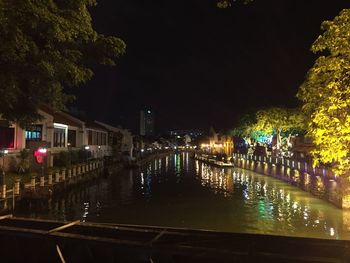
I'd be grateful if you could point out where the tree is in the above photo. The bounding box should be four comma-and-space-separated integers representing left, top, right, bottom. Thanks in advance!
230, 107, 306, 156
254, 107, 306, 155
230, 112, 256, 139
0, 0, 126, 126
297, 9, 350, 175
217, 0, 253, 8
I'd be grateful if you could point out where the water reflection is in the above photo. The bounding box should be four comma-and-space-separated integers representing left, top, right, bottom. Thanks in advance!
196, 161, 347, 239
13, 153, 350, 240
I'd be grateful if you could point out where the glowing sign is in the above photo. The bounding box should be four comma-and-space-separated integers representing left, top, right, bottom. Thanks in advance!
34, 147, 47, 164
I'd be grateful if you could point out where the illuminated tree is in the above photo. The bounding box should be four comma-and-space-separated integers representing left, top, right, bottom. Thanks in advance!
231, 107, 305, 156
254, 107, 306, 154
217, 0, 253, 8
0, 0, 125, 126
297, 9, 350, 175
230, 112, 257, 140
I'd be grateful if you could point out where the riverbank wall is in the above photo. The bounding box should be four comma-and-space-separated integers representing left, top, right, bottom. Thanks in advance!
0, 160, 107, 211
233, 153, 349, 209
0, 151, 175, 212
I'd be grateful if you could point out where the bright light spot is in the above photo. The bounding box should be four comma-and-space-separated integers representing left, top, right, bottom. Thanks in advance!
3, 149, 8, 154
292, 202, 298, 210
38, 148, 47, 154
84, 146, 90, 150
330, 227, 335, 236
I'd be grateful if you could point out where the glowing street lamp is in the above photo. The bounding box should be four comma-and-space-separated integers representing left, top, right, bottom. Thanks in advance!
0, 149, 8, 186
84, 146, 90, 163
34, 147, 48, 178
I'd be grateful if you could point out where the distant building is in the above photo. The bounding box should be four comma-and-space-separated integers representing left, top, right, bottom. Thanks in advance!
95, 121, 134, 158
169, 130, 202, 138
140, 110, 155, 136
200, 127, 234, 156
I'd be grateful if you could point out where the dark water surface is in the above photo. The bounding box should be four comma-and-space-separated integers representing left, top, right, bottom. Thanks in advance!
14, 153, 350, 240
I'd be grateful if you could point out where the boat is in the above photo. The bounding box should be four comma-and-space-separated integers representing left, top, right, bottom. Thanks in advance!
194, 153, 234, 167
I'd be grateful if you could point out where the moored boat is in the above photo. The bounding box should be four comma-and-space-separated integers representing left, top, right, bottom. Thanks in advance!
194, 153, 234, 167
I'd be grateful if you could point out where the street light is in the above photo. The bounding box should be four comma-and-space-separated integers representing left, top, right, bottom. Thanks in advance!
34, 147, 47, 179
0, 149, 8, 186
84, 146, 90, 163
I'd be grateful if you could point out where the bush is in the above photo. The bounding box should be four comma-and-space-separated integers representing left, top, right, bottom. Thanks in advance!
53, 151, 71, 168
70, 150, 79, 164
53, 149, 92, 167
17, 149, 31, 174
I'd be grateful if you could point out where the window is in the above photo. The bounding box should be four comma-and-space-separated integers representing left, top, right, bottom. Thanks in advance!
97, 132, 102, 145
68, 130, 76, 147
0, 127, 14, 148
25, 125, 42, 141
88, 130, 93, 145
54, 128, 66, 147
93, 131, 97, 145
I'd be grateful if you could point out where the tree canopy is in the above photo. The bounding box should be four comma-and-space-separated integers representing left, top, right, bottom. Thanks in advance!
230, 112, 257, 139
297, 9, 350, 175
254, 107, 306, 136
217, 0, 253, 8
230, 107, 305, 154
0, 0, 125, 126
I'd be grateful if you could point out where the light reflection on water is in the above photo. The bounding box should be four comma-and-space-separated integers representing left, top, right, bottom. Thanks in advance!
14, 153, 350, 240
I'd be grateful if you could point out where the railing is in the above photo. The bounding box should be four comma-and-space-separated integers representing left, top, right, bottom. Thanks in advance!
233, 153, 336, 179
0, 160, 105, 201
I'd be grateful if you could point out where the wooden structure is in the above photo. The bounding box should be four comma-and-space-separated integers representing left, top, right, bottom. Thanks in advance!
0, 216, 348, 262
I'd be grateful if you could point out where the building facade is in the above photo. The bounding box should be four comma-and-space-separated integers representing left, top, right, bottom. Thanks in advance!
95, 121, 134, 158
0, 106, 114, 171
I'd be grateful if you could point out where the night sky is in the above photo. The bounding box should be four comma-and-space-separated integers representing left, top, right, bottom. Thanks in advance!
70, 0, 350, 134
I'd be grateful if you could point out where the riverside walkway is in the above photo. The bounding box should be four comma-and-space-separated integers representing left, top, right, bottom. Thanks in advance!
0, 216, 348, 263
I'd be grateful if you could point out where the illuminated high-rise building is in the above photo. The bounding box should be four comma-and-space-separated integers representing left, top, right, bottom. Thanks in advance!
140, 110, 155, 136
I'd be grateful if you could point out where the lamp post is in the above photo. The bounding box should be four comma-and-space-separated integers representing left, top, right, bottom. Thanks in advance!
0, 149, 8, 198
34, 147, 47, 187
1, 149, 8, 180
84, 146, 90, 163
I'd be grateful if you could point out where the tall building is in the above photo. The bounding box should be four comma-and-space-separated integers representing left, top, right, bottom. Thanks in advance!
140, 110, 155, 136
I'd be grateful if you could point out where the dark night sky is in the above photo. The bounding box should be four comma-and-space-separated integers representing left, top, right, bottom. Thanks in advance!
69, 0, 350, 134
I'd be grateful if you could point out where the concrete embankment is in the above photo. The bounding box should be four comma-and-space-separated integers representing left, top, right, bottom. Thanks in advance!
0, 152, 174, 212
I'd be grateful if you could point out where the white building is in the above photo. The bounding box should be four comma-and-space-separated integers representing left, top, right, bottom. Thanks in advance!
95, 121, 134, 158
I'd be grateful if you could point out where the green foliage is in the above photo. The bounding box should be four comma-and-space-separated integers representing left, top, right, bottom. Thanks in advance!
230, 107, 306, 156
230, 112, 257, 138
17, 149, 31, 174
254, 107, 306, 135
53, 149, 91, 167
217, 0, 253, 8
0, 0, 125, 126
54, 151, 71, 168
231, 108, 305, 139
297, 9, 350, 175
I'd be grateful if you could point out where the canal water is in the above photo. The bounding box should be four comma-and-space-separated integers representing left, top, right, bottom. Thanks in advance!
14, 153, 350, 240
